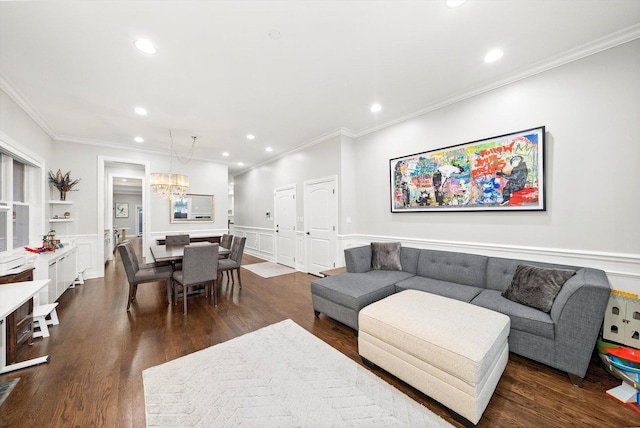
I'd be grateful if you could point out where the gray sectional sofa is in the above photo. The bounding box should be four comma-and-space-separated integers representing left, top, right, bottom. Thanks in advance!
311, 244, 611, 384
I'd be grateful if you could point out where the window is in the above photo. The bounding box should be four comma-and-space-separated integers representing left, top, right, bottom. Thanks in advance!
0, 154, 35, 253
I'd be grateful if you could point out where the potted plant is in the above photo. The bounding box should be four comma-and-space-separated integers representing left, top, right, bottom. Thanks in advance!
48, 169, 81, 200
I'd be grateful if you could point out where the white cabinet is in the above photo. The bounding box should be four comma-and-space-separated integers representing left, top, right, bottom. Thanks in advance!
35, 246, 78, 304
603, 294, 640, 349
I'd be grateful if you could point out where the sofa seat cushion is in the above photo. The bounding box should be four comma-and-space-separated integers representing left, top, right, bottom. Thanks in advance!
395, 276, 484, 302
311, 271, 414, 311
471, 289, 555, 340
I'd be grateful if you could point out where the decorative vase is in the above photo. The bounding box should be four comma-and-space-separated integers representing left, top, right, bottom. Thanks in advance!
60, 191, 66, 201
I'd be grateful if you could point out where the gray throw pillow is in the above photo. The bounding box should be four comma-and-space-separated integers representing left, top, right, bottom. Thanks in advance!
502, 264, 576, 312
371, 242, 402, 271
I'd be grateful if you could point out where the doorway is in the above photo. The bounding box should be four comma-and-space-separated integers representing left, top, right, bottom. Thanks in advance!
98, 157, 150, 278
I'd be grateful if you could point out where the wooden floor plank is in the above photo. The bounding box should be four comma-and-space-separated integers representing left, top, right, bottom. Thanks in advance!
0, 238, 638, 427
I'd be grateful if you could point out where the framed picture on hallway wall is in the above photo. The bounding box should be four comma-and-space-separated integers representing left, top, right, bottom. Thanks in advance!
390, 126, 546, 212
115, 203, 129, 218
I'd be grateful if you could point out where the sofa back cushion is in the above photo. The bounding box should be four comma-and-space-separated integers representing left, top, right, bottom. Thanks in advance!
486, 257, 579, 292
345, 245, 372, 273
400, 247, 421, 274
417, 250, 489, 288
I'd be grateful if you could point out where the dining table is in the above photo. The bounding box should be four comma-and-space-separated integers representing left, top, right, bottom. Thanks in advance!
150, 242, 229, 264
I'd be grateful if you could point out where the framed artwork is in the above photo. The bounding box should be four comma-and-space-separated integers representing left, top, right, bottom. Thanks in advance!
390, 126, 545, 212
115, 203, 129, 218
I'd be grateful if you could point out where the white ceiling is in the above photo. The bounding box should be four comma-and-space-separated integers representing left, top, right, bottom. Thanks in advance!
1, 1, 639, 175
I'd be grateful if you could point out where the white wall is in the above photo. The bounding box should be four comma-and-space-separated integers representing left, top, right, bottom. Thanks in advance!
235, 134, 343, 229
235, 39, 640, 293
353, 40, 640, 256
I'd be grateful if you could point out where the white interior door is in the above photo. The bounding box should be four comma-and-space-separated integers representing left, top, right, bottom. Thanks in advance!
274, 185, 296, 268
304, 176, 337, 276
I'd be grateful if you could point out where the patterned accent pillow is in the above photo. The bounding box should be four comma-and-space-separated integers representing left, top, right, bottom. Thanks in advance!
371, 242, 402, 271
502, 264, 576, 312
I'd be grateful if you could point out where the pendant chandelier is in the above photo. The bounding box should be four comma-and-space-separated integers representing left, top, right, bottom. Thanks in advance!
150, 130, 196, 199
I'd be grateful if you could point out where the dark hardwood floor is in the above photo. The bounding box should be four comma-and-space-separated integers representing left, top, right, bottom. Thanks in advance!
1, 238, 638, 427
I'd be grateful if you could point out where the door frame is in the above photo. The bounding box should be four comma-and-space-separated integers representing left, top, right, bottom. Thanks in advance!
97, 156, 150, 278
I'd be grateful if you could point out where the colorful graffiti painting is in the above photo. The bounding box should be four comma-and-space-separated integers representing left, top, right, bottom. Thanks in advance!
390, 126, 545, 212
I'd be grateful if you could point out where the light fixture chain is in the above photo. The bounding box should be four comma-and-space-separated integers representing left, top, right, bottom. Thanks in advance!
169, 130, 196, 165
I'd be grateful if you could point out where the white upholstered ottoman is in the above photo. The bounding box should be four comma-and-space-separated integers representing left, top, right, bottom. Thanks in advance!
358, 290, 510, 426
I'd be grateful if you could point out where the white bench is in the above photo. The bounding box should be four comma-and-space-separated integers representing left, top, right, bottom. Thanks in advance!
32, 303, 59, 339
358, 290, 510, 426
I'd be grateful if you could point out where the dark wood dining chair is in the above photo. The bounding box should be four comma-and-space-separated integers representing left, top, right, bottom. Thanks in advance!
218, 237, 246, 288
172, 243, 219, 314
165, 234, 190, 245
118, 242, 173, 310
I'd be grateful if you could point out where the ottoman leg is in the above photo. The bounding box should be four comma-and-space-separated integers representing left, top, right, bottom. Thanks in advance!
360, 356, 377, 370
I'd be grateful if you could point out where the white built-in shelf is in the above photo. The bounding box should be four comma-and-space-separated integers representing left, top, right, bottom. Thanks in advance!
48, 218, 73, 223
48, 200, 74, 205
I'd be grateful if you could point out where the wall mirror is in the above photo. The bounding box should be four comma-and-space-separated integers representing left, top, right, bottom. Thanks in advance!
170, 194, 214, 223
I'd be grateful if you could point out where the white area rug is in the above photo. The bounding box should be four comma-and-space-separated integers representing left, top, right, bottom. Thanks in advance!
242, 262, 296, 278
143, 319, 452, 427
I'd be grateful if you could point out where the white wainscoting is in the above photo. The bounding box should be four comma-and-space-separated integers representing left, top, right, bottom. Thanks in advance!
338, 234, 640, 294
232, 226, 276, 262
60, 233, 100, 280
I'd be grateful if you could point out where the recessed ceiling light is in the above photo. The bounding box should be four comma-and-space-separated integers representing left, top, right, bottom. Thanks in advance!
246, 134, 255, 140
222, 152, 230, 157
266, 147, 273, 152
237, 162, 244, 166
484, 49, 504, 63
134, 136, 144, 143
135, 38, 157, 55
445, 0, 466, 8
370, 103, 382, 113
134, 107, 147, 116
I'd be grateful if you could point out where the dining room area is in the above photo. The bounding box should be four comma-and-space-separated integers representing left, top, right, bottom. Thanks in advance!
119, 232, 246, 314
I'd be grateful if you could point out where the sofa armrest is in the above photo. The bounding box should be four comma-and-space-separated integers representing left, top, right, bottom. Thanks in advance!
549, 268, 611, 377
345, 245, 372, 273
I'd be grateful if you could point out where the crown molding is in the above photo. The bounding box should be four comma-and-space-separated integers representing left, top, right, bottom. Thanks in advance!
3, 23, 639, 172
353, 23, 640, 139
0, 72, 57, 139
233, 127, 356, 176
53, 134, 226, 166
